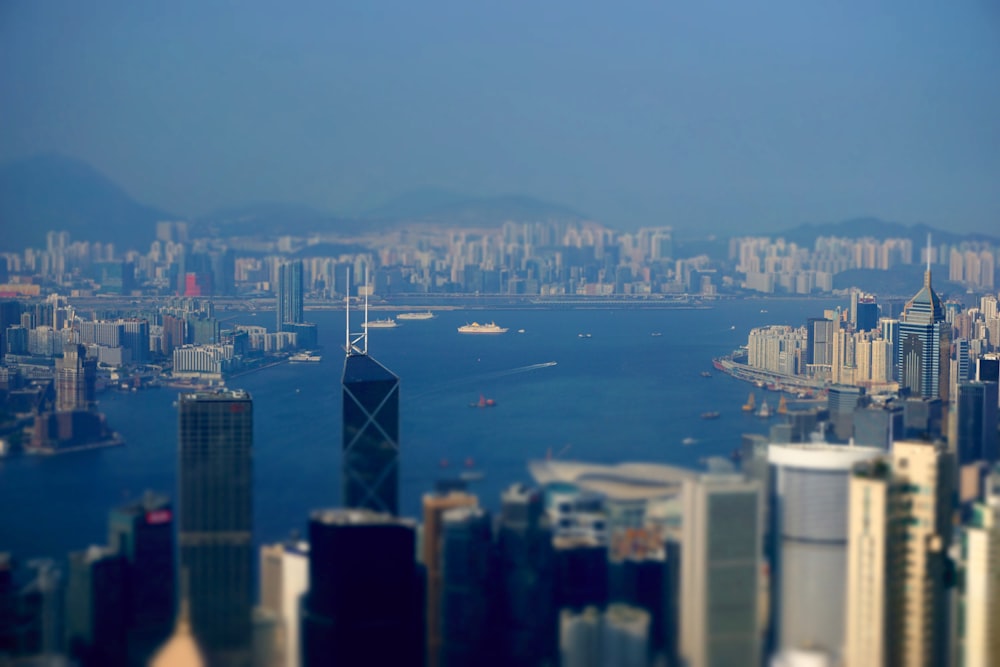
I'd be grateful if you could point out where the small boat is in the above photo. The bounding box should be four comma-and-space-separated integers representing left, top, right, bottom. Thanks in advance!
682, 437, 698, 446
757, 401, 772, 418
651, 332, 662, 337
777, 395, 788, 415
470, 395, 497, 408
701, 411, 721, 420
578, 333, 592, 338
517, 329, 526, 333
700, 371, 712, 378
742, 393, 756, 412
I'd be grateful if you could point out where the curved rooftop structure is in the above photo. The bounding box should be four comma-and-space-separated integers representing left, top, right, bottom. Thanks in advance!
528, 460, 696, 501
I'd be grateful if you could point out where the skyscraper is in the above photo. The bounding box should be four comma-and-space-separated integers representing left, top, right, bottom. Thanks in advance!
679, 472, 761, 667
342, 348, 400, 515
767, 443, 884, 659
300, 509, 425, 667
276, 260, 304, 333
958, 473, 1000, 667
178, 390, 253, 667
258, 539, 309, 667
108, 492, 175, 666
422, 490, 479, 667
957, 381, 1000, 467
56, 343, 96, 412
897, 266, 950, 406
440, 506, 496, 667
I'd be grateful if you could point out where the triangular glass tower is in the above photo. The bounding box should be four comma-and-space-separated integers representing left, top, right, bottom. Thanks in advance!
341, 270, 400, 515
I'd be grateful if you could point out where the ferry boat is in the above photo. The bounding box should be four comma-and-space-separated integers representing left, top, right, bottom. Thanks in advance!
458, 322, 508, 334
364, 318, 398, 329
289, 352, 322, 363
397, 311, 434, 320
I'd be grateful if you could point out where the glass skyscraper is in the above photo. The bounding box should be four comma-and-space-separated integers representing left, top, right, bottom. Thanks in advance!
276, 260, 304, 332
342, 352, 400, 515
178, 389, 253, 667
897, 268, 949, 402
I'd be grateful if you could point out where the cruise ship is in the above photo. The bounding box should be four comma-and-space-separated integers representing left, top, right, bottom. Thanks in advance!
457, 321, 508, 334
397, 311, 434, 320
363, 318, 398, 329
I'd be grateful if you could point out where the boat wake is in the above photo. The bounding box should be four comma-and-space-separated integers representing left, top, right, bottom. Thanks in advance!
409, 361, 558, 401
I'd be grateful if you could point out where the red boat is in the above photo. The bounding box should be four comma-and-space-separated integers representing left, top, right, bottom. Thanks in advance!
471, 395, 497, 408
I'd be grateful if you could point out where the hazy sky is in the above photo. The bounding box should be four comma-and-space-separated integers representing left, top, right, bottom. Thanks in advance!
2, 1, 999, 233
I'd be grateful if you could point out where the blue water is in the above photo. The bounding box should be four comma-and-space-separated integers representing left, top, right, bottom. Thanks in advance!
0, 299, 832, 561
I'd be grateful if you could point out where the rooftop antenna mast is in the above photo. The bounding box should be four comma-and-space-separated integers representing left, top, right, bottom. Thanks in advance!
345, 265, 368, 355
926, 233, 932, 272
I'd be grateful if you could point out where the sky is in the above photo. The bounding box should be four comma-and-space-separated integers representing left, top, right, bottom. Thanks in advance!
1, 0, 999, 234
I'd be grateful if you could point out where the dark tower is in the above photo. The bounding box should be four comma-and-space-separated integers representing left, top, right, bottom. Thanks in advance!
956, 381, 1000, 467
276, 260, 304, 332
342, 276, 400, 515
108, 492, 175, 666
178, 390, 253, 667
301, 509, 425, 667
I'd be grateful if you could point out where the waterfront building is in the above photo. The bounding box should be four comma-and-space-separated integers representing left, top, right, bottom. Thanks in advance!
767, 443, 884, 659
56, 343, 96, 412
342, 346, 400, 515
178, 390, 253, 667
258, 539, 308, 667
108, 492, 175, 666
679, 471, 761, 667
422, 490, 479, 667
300, 509, 424, 667
276, 260, 304, 333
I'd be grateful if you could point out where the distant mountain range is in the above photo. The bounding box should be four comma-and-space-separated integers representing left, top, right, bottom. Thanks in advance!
0, 154, 171, 252
0, 154, 995, 253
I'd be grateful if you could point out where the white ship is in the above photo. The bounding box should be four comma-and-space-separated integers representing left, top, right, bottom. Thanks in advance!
396, 311, 434, 320
363, 318, 399, 329
457, 321, 508, 334
289, 352, 322, 363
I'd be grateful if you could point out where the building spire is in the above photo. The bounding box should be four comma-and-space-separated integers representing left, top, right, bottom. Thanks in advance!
924, 233, 932, 287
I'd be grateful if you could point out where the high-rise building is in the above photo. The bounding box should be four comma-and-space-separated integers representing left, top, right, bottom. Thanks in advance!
440, 506, 496, 667
956, 381, 1000, 468
342, 349, 400, 515
496, 484, 556, 666
679, 472, 761, 667
422, 490, 478, 667
560, 604, 651, 667
897, 267, 950, 412
276, 260, 304, 333
178, 390, 253, 667
108, 492, 175, 666
957, 475, 1000, 667
64, 545, 128, 667
767, 444, 884, 658
258, 539, 309, 667
56, 343, 97, 412
890, 441, 954, 666
843, 459, 899, 667
300, 509, 425, 667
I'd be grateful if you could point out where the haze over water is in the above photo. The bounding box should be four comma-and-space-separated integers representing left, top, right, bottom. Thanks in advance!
0, 299, 834, 561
